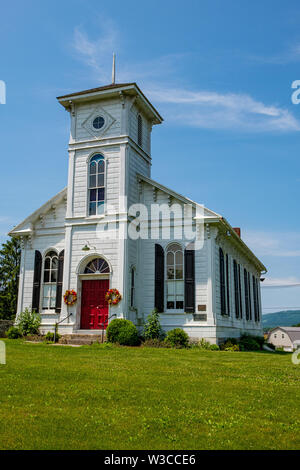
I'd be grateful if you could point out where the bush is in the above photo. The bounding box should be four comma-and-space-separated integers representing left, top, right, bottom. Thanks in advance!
106, 319, 139, 346
143, 309, 165, 340
17, 308, 41, 336
239, 334, 261, 351
6, 326, 22, 339
165, 328, 189, 348
210, 344, 220, 351
197, 338, 212, 350
45, 332, 61, 343
142, 338, 171, 348
220, 340, 236, 351
225, 344, 240, 352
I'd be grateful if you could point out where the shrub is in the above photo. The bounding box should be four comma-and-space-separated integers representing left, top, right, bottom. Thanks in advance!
210, 344, 220, 351
106, 318, 139, 346
197, 338, 212, 349
142, 338, 171, 348
239, 334, 261, 351
6, 326, 22, 339
45, 332, 61, 343
165, 328, 189, 348
225, 344, 240, 352
143, 309, 165, 340
17, 308, 41, 336
220, 340, 236, 351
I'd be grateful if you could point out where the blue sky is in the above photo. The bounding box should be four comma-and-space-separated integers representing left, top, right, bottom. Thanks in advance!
1, 0, 300, 313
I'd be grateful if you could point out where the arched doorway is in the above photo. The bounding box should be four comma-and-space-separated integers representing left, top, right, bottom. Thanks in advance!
80, 257, 110, 330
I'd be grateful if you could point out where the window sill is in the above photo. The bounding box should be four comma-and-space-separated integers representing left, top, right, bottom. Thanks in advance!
41, 310, 58, 315
165, 310, 186, 315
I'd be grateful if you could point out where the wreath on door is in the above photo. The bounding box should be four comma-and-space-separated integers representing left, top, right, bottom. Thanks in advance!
105, 288, 122, 305
63, 289, 77, 306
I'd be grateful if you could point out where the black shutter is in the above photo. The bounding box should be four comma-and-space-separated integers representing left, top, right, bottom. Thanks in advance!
238, 264, 243, 318
248, 272, 252, 320
55, 250, 64, 313
184, 248, 195, 313
219, 248, 226, 315
255, 278, 260, 322
253, 275, 258, 321
32, 250, 42, 312
226, 254, 230, 316
155, 244, 164, 313
233, 260, 239, 318
244, 268, 249, 320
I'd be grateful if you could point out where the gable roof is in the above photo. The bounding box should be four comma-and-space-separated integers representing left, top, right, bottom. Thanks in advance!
57, 82, 163, 125
8, 187, 67, 236
137, 173, 266, 271
268, 326, 300, 343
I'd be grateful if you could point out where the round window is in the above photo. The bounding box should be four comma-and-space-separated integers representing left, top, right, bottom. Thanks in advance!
92, 116, 105, 129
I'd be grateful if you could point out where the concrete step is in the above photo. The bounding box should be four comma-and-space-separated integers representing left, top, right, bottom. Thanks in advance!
59, 333, 106, 345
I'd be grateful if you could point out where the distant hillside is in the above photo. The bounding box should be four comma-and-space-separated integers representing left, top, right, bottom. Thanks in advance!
262, 310, 300, 329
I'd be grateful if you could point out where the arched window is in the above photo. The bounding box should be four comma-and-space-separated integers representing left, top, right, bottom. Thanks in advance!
166, 243, 184, 310
137, 114, 142, 147
42, 251, 58, 309
84, 258, 110, 274
88, 154, 105, 216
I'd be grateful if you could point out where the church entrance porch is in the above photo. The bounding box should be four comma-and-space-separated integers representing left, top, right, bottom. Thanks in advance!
80, 279, 109, 330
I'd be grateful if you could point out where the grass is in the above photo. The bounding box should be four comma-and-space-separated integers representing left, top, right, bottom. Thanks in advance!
0, 339, 300, 450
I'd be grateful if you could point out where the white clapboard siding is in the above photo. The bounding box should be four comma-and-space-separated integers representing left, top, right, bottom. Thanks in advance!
75, 99, 122, 142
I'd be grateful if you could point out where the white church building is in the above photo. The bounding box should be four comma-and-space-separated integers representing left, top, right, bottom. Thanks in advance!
9, 81, 266, 343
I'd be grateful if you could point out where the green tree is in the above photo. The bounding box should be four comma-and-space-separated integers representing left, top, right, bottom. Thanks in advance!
143, 309, 165, 340
0, 237, 21, 320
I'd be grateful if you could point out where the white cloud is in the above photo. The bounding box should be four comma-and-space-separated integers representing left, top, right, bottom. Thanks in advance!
243, 230, 300, 257
249, 43, 300, 65
146, 88, 300, 132
0, 216, 13, 224
73, 21, 119, 83
262, 277, 300, 288
70, 22, 300, 133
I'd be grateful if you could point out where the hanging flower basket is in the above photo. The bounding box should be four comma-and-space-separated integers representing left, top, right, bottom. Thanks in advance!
63, 289, 77, 306
105, 288, 122, 306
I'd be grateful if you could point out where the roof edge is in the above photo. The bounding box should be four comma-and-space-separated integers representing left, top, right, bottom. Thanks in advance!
57, 82, 163, 124
9, 187, 67, 236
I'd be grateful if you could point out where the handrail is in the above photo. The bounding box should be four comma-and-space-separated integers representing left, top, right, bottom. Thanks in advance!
99, 314, 117, 343
54, 312, 116, 344
54, 312, 72, 343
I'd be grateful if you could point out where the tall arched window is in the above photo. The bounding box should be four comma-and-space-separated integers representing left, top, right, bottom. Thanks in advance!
88, 154, 105, 216
42, 251, 58, 309
166, 243, 184, 310
137, 114, 142, 147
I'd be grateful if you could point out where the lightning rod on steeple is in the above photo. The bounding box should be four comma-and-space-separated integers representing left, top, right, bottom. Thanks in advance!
112, 53, 116, 84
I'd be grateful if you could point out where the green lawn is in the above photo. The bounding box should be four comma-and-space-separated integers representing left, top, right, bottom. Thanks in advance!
0, 340, 299, 450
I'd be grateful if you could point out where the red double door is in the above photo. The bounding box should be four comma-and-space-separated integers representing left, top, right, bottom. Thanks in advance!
81, 279, 109, 330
